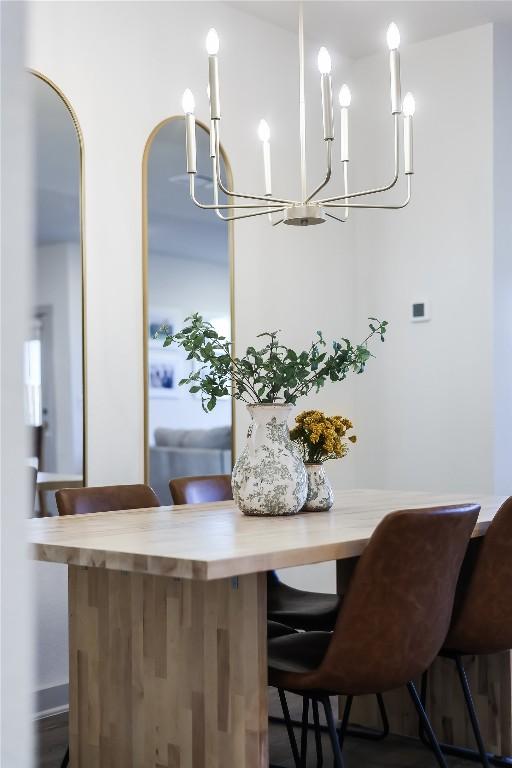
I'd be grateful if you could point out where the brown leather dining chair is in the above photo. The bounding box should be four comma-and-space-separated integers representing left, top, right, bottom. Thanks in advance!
56, 483, 160, 516
54, 483, 160, 768
268, 503, 480, 768
420, 496, 512, 768
170, 473, 390, 748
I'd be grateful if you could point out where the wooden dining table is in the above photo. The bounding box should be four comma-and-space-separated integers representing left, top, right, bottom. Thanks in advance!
29, 488, 509, 768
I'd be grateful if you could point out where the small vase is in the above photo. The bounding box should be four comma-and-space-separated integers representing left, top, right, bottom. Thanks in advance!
231, 404, 307, 516
303, 463, 334, 512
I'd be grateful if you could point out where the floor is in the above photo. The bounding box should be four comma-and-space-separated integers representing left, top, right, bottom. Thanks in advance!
36, 690, 473, 767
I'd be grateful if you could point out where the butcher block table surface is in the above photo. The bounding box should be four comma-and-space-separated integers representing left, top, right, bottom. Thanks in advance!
29, 488, 505, 580
28, 489, 508, 768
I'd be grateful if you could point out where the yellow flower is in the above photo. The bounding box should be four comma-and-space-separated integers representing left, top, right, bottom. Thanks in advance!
292, 409, 356, 463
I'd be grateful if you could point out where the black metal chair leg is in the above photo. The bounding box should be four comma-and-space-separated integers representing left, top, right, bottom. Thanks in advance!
407, 680, 448, 768
278, 688, 301, 768
60, 746, 69, 768
338, 695, 353, 750
454, 654, 491, 768
300, 696, 310, 768
342, 692, 389, 742
322, 696, 344, 768
376, 693, 390, 738
312, 699, 324, 768
418, 669, 430, 746
419, 661, 512, 767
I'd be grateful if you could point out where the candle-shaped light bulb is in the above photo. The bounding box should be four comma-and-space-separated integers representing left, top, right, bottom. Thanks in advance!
387, 22, 400, 50
317, 46, 332, 74
403, 91, 415, 116
205, 27, 219, 55
339, 84, 351, 162
318, 47, 334, 140
182, 90, 197, 173
403, 92, 415, 174
258, 120, 272, 194
258, 119, 270, 143
387, 22, 402, 113
206, 28, 221, 120
338, 84, 351, 108
182, 88, 195, 114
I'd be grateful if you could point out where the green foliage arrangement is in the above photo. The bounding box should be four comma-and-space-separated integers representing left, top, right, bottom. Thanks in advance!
161, 313, 388, 413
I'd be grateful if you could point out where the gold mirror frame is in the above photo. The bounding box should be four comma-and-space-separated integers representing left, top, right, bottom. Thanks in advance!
29, 69, 88, 486
142, 116, 235, 483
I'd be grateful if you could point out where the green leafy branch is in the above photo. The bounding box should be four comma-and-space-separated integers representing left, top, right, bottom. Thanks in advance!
160, 313, 388, 413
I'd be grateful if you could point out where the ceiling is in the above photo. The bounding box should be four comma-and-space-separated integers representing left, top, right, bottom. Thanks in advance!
230, 1, 512, 59
33, 75, 81, 245
147, 119, 228, 265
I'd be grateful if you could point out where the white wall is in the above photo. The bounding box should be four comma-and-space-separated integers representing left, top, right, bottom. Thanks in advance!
0, 2, 34, 764
350, 25, 496, 495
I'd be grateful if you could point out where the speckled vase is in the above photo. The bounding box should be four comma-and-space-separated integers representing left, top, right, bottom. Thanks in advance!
303, 463, 334, 512
231, 404, 307, 516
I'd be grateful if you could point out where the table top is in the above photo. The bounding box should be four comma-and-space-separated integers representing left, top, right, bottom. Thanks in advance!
37, 472, 83, 491
28, 489, 507, 580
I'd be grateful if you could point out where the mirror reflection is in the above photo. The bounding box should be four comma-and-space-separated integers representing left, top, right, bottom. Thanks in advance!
145, 118, 233, 504
27, 74, 84, 515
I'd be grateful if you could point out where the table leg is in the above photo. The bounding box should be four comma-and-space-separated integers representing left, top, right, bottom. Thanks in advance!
68, 565, 268, 768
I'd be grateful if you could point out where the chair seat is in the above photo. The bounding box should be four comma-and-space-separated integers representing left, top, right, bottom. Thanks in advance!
267, 620, 298, 639
268, 580, 340, 631
268, 631, 331, 677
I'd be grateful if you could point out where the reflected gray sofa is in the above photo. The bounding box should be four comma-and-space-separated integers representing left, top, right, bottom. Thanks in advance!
149, 426, 232, 504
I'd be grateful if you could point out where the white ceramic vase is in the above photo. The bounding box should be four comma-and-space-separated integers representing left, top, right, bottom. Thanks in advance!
231, 404, 307, 516
303, 463, 334, 512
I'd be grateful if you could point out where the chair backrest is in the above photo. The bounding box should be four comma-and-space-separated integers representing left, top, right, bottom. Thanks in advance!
445, 496, 512, 654
314, 504, 479, 695
169, 474, 233, 505
28, 425, 44, 469
56, 484, 160, 516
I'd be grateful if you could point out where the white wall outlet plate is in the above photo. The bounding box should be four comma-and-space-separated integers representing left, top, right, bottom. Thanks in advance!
411, 300, 430, 322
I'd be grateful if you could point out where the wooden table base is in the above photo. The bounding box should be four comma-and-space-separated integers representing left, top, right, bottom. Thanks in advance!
68, 566, 268, 768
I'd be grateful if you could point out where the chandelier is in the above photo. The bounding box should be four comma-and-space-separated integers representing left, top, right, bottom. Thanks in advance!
181, 4, 415, 227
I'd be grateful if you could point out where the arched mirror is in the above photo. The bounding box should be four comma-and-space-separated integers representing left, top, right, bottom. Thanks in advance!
27, 73, 85, 515
143, 117, 234, 504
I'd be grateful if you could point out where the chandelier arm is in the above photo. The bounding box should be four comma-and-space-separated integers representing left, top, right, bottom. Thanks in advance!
215, 207, 287, 222
316, 114, 400, 204
325, 212, 347, 223
213, 124, 297, 206
305, 141, 332, 204
190, 175, 284, 211
211, 156, 286, 221
324, 176, 411, 210
323, 162, 349, 222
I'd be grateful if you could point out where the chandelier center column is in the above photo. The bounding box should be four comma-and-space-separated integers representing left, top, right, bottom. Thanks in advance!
298, 1, 307, 202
